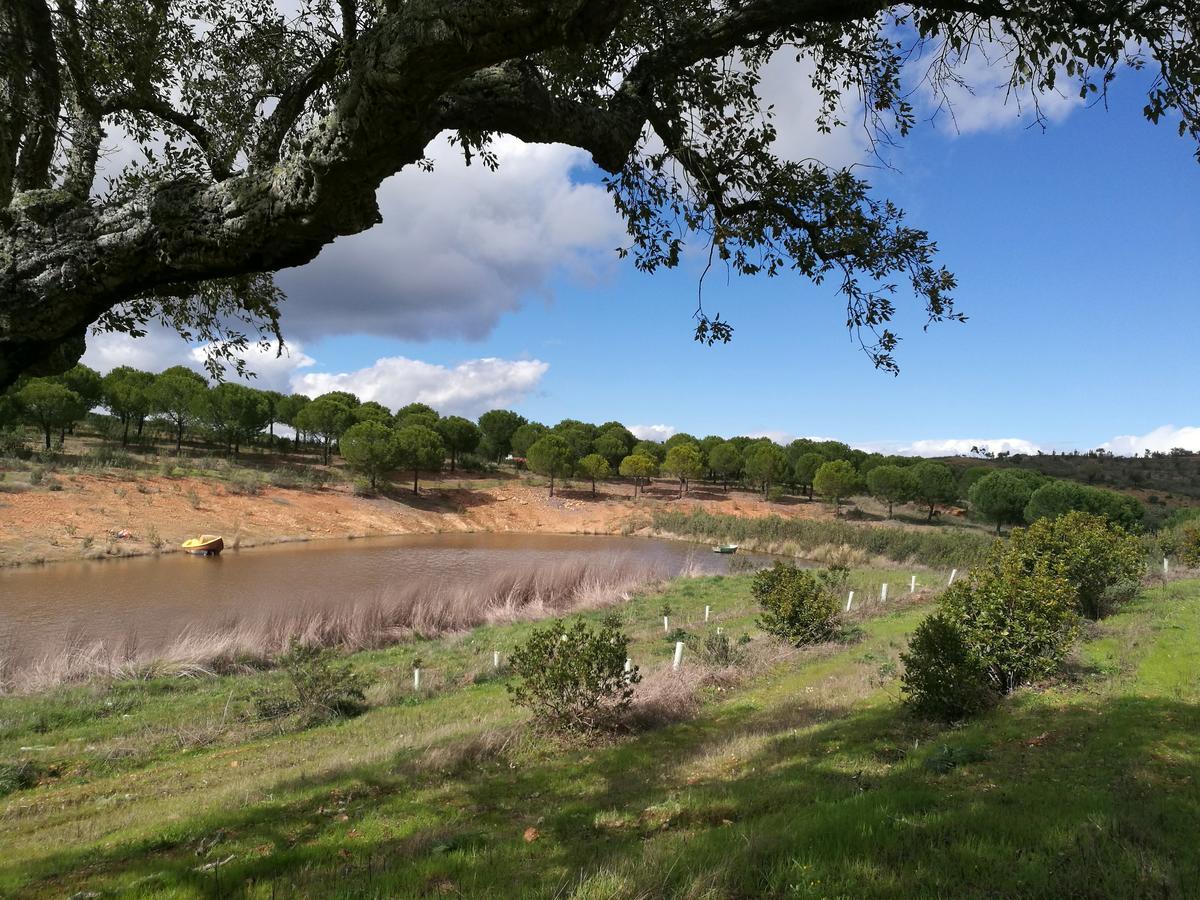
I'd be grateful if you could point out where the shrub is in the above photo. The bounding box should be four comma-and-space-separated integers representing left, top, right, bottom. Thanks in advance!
0, 760, 40, 796
0, 431, 31, 461
1000, 511, 1144, 618
224, 469, 264, 496
506, 615, 639, 734
687, 629, 749, 667
29, 466, 44, 485
1179, 525, 1200, 569
252, 641, 368, 727
900, 613, 996, 721
940, 556, 1080, 694
752, 562, 840, 645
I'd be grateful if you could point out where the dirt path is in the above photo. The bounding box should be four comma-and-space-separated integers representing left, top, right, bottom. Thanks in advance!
0, 472, 834, 567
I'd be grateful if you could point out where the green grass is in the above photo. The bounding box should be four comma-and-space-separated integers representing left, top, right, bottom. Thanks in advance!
2, 573, 1199, 897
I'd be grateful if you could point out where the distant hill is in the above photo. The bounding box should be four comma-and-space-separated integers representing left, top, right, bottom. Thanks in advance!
937, 451, 1200, 526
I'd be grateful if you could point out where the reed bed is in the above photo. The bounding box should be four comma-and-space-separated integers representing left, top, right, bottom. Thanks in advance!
4, 556, 666, 693
652, 509, 995, 568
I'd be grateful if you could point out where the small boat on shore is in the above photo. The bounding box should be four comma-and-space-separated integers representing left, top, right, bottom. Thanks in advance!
712, 544, 739, 554
182, 535, 224, 556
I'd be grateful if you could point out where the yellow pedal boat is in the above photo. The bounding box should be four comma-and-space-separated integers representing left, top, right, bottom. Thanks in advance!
182, 534, 224, 555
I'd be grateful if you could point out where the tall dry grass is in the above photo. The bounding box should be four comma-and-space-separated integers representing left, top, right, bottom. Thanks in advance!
4, 556, 665, 693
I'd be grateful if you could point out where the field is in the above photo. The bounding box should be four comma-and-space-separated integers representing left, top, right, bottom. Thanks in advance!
3, 566, 1198, 898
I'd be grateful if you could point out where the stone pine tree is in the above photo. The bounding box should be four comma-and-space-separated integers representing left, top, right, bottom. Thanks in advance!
436, 416, 481, 472
577, 453, 610, 497
527, 434, 574, 498
813, 460, 861, 517
866, 464, 916, 518
662, 443, 704, 498
393, 424, 445, 495
910, 461, 959, 523
619, 454, 658, 498
341, 421, 399, 491
6, 2, 1195, 388
16, 380, 86, 449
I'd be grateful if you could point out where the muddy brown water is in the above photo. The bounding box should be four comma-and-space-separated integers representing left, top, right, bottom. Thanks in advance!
0, 533, 776, 665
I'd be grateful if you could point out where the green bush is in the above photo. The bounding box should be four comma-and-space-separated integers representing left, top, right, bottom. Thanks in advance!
900, 613, 996, 721
0, 431, 31, 461
1001, 511, 1144, 618
0, 760, 41, 796
686, 629, 749, 667
506, 615, 638, 734
940, 556, 1080, 694
224, 469, 264, 496
252, 641, 368, 727
1179, 524, 1200, 568
752, 562, 841, 645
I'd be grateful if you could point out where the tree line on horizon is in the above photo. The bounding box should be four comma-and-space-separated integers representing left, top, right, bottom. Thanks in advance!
0, 363, 1146, 530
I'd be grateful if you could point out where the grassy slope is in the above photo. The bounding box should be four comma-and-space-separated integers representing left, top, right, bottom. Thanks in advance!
2, 570, 1199, 898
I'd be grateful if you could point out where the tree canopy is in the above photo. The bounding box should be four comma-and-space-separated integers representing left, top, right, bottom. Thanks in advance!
5, 1, 1196, 388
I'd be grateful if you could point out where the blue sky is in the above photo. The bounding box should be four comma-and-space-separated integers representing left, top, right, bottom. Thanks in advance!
85, 64, 1199, 456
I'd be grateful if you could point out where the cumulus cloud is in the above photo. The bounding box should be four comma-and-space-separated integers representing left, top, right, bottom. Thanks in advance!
1101, 426, 1200, 456
292, 356, 549, 419
754, 51, 872, 167
82, 325, 315, 393
274, 134, 623, 342
629, 424, 677, 442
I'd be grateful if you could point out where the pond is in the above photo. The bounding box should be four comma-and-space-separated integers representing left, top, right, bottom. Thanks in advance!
0, 533, 776, 669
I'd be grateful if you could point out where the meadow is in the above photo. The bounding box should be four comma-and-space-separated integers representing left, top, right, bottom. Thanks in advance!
2, 564, 1197, 898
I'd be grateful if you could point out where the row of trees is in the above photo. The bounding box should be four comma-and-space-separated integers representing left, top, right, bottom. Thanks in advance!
0, 365, 1148, 528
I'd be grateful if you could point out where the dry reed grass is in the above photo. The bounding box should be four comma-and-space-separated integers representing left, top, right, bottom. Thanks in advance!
6, 556, 664, 693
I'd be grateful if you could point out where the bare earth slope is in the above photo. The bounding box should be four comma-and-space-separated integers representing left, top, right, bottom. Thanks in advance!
0, 473, 833, 567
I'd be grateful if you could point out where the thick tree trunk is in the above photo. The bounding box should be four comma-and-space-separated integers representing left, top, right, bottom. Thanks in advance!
42, 425, 50, 449
121, 418, 130, 447
0, 2, 638, 390
413, 469, 419, 495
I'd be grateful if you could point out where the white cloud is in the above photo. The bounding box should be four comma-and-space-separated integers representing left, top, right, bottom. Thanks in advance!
1101, 425, 1200, 456
629, 424, 676, 442
82, 325, 315, 393
909, 36, 1083, 136
755, 51, 872, 167
856, 437, 1044, 457
292, 356, 549, 418
274, 133, 623, 342
748, 430, 796, 444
